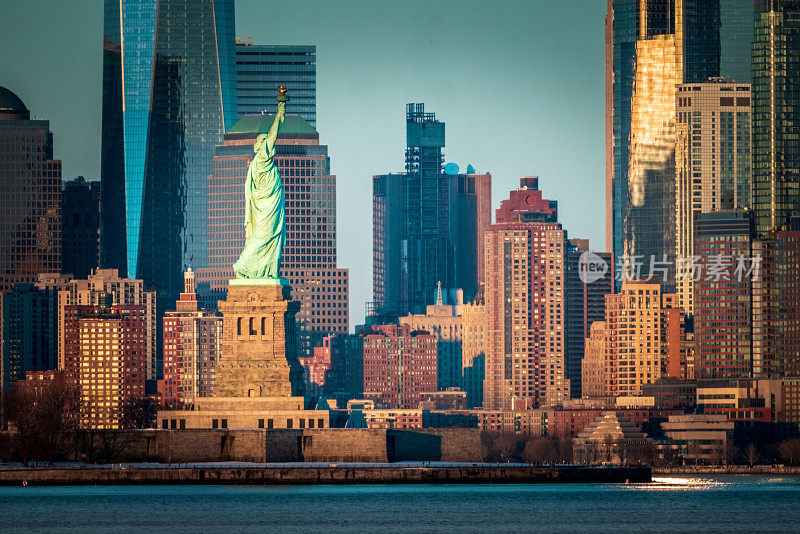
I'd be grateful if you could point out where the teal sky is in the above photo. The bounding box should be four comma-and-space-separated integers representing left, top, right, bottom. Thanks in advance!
0, 0, 606, 328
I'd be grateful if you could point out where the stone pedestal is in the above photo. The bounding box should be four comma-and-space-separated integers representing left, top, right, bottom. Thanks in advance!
213, 283, 304, 398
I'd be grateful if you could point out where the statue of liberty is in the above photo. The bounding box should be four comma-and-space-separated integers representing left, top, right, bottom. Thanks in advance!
232, 86, 289, 284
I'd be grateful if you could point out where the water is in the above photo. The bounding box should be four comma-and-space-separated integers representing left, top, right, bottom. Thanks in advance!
1, 475, 799, 533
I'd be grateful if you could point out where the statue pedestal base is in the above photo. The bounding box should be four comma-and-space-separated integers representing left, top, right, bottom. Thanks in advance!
213, 283, 304, 398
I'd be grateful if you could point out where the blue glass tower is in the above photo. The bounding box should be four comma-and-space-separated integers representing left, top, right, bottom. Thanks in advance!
100, 0, 237, 302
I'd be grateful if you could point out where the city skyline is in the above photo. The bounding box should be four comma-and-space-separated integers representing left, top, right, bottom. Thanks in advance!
0, 0, 607, 327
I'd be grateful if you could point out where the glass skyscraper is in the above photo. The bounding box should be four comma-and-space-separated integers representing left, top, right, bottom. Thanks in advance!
752, 0, 800, 236
373, 103, 491, 317
606, 1, 753, 288
100, 0, 237, 303
236, 42, 317, 128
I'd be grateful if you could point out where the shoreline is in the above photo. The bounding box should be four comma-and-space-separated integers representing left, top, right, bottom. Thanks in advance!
0, 465, 650, 486
653, 466, 800, 476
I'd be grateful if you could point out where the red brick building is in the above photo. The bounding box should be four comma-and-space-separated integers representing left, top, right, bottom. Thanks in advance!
162, 269, 221, 408
362, 324, 436, 408
483, 177, 569, 410
63, 300, 147, 428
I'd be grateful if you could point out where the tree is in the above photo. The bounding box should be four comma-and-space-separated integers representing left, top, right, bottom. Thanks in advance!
778, 439, 800, 466
4, 380, 81, 465
522, 437, 557, 464
724, 438, 739, 466
746, 443, 759, 467
122, 395, 158, 429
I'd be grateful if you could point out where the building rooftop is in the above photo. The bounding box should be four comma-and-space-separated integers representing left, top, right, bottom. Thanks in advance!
227, 113, 317, 136
0, 86, 27, 112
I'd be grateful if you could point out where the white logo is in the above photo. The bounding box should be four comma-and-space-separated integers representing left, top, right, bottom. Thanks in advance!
579, 251, 609, 284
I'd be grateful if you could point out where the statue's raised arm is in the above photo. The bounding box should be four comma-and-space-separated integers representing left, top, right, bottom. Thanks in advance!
231, 86, 290, 285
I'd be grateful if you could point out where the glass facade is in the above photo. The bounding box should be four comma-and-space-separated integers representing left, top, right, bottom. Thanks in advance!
101, 0, 237, 305
752, 1, 800, 235
720, 0, 754, 82
609, 1, 753, 287
236, 43, 317, 127
373, 104, 491, 317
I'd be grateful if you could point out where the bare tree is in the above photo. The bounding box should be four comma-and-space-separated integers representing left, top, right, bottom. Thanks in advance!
522, 437, 557, 464
122, 395, 158, 429
746, 443, 759, 467
778, 439, 800, 466
724, 438, 739, 466
4, 381, 81, 465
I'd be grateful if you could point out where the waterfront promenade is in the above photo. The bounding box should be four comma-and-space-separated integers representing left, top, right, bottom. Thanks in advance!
0, 463, 650, 485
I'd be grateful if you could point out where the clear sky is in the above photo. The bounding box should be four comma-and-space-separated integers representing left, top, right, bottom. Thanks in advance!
0, 0, 606, 328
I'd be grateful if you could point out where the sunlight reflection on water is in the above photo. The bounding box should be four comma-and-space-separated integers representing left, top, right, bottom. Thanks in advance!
628, 476, 729, 491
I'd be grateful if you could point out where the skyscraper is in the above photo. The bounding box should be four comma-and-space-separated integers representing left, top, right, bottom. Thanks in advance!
693, 211, 756, 379
606, 1, 752, 286
675, 81, 752, 313
62, 177, 100, 279
0, 86, 62, 294
564, 240, 614, 398
236, 41, 316, 127
198, 113, 349, 357
100, 0, 237, 302
1, 274, 71, 391
752, 0, 800, 235
483, 177, 568, 410
373, 103, 491, 317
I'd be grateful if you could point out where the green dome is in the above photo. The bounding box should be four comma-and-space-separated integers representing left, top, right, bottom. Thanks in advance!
0, 86, 27, 112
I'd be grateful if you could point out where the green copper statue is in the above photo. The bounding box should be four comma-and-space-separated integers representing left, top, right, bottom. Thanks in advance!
232, 86, 290, 284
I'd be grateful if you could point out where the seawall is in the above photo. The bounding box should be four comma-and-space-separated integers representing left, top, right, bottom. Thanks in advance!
0, 465, 651, 486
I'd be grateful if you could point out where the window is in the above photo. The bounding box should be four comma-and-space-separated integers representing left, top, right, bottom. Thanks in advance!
287, 419, 293, 428
180, 419, 186, 429
318, 418, 325, 428
162, 419, 168, 429
237, 318, 241, 336
170, 419, 177, 429
212, 419, 219, 429
258, 419, 265, 428
221, 419, 228, 429
261, 317, 266, 334
299, 419, 305, 428
267, 419, 274, 429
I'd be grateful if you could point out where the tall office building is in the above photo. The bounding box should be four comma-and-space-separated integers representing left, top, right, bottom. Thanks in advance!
197, 113, 348, 357
62, 177, 101, 279
58, 269, 157, 380
564, 240, 614, 398
752, 0, 800, 235
483, 178, 568, 410
1, 274, 71, 391
606, 1, 752, 286
373, 103, 491, 317
675, 81, 751, 313
100, 0, 237, 302
162, 269, 221, 407
236, 41, 316, 127
693, 211, 756, 379
0, 86, 62, 293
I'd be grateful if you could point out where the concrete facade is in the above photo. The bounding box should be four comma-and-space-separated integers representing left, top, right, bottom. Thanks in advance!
62, 427, 482, 464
